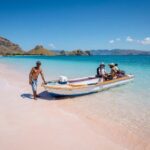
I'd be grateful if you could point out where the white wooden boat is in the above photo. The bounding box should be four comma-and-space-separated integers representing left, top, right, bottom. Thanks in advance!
42, 75, 134, 96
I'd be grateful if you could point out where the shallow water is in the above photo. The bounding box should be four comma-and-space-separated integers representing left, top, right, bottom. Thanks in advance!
0, 55, 150, 139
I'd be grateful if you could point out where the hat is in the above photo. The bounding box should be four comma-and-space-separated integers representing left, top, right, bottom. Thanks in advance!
100, 62, 105, 66
36, 61, 41, 65
109, 63, 115, 66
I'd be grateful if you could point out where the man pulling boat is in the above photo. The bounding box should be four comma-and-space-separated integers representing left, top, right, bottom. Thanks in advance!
29, 61, 47, 100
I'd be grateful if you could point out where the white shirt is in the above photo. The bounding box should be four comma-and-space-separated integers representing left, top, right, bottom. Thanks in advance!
99, 68, 106, 76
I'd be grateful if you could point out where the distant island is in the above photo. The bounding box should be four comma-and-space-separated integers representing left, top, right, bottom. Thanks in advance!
0, 36, 150, 56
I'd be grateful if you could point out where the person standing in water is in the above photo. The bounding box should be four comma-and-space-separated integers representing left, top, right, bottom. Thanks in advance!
29, 61, 46, 100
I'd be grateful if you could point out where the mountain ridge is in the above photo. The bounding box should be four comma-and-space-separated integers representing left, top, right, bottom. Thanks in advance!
26, 45, 55, 56
0, 36, 23, 55
0, 36, 150, 56
90, 49, 150, 55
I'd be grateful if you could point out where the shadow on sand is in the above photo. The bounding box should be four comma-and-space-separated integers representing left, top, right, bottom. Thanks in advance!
21, 91, 69, 101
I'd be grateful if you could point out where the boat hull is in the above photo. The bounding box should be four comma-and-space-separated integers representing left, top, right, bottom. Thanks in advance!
43, 75, 134, 96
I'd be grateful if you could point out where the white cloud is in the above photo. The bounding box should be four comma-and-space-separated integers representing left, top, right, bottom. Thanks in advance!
126, 36, 134, 42
109, 40, 115, 44
109, 36, 150, 46
49, 43, 56, 49
109, 38, 121, 44
140, 37, 150, 45
116, 38, 121, 41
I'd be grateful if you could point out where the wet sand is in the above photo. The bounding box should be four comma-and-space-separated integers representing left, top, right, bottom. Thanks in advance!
0, 63, 149, 150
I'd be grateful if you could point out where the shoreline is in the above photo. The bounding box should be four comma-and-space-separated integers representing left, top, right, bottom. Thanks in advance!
0, 63, 149, 150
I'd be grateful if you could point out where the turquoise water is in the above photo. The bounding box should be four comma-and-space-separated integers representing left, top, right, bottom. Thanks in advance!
0, 55, 150, 89
0, 55, 150, 101
0, 55, 150, 138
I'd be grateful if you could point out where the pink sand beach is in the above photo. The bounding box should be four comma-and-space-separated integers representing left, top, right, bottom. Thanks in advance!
0, 63, 149, 150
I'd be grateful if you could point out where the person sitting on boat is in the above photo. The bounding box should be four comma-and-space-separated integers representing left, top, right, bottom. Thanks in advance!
114, 64, 119, 72
96, 63, 108, 81
114, 63, 126, 78
109, 63, 118, 79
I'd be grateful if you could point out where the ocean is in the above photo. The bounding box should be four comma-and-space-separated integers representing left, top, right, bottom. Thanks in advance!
0, 55, 150, 139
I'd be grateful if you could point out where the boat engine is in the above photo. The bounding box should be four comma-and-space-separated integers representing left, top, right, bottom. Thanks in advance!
58, 76, 68, 84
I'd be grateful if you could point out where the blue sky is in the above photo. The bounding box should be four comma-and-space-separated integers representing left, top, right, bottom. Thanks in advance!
0, 0, 150, 50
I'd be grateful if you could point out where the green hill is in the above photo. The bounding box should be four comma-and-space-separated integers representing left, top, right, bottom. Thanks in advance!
60, 49, 91, 56
27, 45, 55, 56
